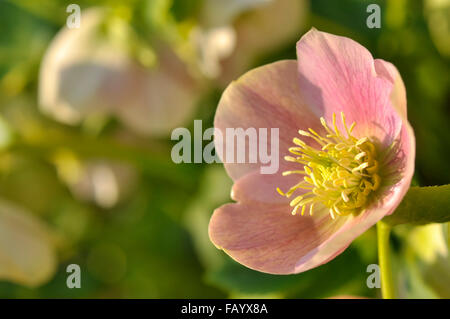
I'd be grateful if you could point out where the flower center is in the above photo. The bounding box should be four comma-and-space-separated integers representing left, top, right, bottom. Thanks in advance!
277, 112, 380, 219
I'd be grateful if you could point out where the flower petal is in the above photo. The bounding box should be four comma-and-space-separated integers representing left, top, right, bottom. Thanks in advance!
296, 29, 403, 146
0, 200, 57, 287
231, 170, 303, 205
113, 44, 204, 136
209, 202, 345, 274
373, 59, 407, 119
39, 9, 129, 124
214, 59, 319, 181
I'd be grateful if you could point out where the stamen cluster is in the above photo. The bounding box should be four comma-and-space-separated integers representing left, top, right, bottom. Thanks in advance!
277, 112, 380, 219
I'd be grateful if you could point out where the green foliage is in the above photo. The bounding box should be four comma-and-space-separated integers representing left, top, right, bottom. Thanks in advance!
384, 185, 450, 226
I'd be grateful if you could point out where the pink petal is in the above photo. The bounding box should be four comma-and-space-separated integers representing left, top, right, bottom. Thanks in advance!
373, 59, 407, 119
214, 60, 319, 181
231, 170, 301, 205
209, 202, 345, 274
296, 29, 403, 146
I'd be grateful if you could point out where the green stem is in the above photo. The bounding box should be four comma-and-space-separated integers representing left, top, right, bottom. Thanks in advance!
377, 221, 396, 299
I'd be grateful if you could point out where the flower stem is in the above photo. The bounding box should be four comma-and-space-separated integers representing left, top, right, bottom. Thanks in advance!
377, 221, 396, 299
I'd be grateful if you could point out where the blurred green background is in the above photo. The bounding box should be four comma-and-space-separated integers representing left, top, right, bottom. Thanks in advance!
0, 0, 449, 298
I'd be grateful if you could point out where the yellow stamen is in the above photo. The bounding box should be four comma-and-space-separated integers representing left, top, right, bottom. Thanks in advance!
277, 112, 381, 219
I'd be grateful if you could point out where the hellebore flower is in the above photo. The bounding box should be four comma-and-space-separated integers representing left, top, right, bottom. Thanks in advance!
209, 29, 415, 274
39, 8, 203, 137
192, 0, 307, 84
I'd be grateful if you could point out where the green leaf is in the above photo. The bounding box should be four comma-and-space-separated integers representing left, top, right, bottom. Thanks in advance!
383, 185, 450, 226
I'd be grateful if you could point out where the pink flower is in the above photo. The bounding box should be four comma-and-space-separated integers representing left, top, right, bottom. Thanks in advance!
209, 29, 415, 274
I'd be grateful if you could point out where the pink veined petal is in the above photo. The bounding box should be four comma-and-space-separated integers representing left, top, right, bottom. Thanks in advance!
214, 59, 320, 181
373, 59, 407, 119
231, 169, 304, 205
296, 28, 403, 147
209, 201, 345, 274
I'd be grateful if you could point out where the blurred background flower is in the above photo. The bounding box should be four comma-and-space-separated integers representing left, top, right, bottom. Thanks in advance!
0, 0, 448, 298
39, 7, 205, 136
193, 0, 308, 85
